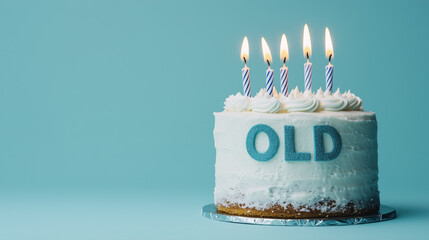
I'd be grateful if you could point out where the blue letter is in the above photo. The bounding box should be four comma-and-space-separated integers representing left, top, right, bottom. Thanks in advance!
314, 125, 342, 161
284, 126, 311, 161
246, 124, 279, 161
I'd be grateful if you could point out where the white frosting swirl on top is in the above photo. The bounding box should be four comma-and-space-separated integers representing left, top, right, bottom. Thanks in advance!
343, 90, 363, 111
223, 92, 251, 112
280, 87, 319, 112
315, 88, 348, 111
251, 89, 281, 113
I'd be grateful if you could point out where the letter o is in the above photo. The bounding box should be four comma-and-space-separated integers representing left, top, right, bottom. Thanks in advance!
246, 124, 279, 161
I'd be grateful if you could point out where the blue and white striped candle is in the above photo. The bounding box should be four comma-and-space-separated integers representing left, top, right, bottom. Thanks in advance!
304, 62, 312, 92
266, 68, 274, 96
303, 24, 312, 92
325, 27, 334, 93
280, 34, 289, 97
261, 37, 274, 96
280, 66, 288, 96
240, 37, 251, 97
325, 64, 333, 93
242, 66, 251, 97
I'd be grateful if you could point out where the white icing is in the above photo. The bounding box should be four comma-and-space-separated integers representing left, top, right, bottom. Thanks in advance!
280, 87, 319, 112
223, 92, 251, 112
251, 89, 281, 113
213, 111, 379, 211
316, 88, 348, 111
223, 88, 363, 114
343, 90, 363, 111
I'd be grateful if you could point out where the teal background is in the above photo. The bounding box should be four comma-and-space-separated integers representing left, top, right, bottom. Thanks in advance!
0, 0, 428, 239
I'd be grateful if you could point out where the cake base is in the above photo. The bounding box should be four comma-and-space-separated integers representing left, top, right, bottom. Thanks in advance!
216, 201, 379, 218
202, 204, 396, 226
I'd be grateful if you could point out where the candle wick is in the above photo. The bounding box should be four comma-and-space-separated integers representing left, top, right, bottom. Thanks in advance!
243, 57, 247, 65
283, 58, 286, 65
306, 53, 309, 62
267, 60, 271, 68
329, 54, 332, 63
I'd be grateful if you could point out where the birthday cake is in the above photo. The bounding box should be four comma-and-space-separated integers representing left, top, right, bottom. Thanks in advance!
213, 27, 380, 218
213, 88, 379, 218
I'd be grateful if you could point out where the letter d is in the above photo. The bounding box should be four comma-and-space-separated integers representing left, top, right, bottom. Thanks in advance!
314, 125, 342, 161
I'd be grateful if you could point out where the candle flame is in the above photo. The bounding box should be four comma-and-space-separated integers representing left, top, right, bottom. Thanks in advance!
280, 34, 289, 62
325, 27, 334, 60
261, 37, 272, 64
240, 37, 249, 62
303, 24, 312, 58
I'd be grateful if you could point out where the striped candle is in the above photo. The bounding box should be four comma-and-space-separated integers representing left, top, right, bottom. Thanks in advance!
325, 64, 333, 93
325, 28, 334, 93
280, 66, 288, 96
242, 66, 251, 97
304, 62, 312, 92
266, 68, 274, 96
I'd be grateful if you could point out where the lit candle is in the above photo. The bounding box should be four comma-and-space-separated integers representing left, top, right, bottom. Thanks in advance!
241, 37, 251, 97
280, 34, 289, 97
325, 27, 334, 93
261, 37, 274, 96
303, 24, 312, 92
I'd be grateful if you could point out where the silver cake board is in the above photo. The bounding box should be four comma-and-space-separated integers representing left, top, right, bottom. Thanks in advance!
201, 204, 396, 226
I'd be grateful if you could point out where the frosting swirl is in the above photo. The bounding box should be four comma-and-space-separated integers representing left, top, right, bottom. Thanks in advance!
315, 88, 348, 111
224, 92, 251, 112
251, 89, 281, 113
343, 90, 363, 111
280, 87, 319, 112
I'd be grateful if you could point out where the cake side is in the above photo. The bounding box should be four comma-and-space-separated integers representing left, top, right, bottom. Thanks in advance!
213, 111, 379, 218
